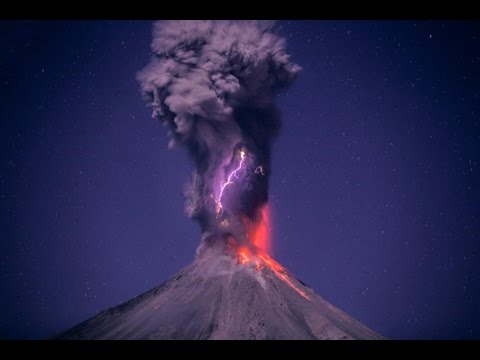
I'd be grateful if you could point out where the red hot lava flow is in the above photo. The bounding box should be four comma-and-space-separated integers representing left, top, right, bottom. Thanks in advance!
244, 204, 271, 254
236, 204, 311, 301
215, 149, 310, 300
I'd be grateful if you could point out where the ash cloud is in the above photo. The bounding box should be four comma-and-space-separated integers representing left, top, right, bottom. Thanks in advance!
137, 20, 300, 248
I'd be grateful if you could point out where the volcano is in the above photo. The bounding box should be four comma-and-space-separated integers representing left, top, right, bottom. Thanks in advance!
55, 21, 384, 341
55, 243, 384, 340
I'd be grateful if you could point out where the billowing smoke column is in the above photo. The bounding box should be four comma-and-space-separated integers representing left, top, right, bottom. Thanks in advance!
137, 20, 300, 254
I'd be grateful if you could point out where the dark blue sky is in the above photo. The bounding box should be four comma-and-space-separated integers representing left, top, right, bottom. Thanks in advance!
1, 20, 479, 340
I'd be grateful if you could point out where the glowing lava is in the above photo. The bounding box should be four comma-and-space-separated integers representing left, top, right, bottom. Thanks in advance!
215, 149, 246, 215
236, 246, 262, 271
214, 150, 308, 300
244, 204, 271, 254
257, 252, 311, 300
234, 245, 311, 301
234, 206, 310, 301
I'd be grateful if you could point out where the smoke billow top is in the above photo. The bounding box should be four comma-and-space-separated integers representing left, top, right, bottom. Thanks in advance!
137, 20, 300, 252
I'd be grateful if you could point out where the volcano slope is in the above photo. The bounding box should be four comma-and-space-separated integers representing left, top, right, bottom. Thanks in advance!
56, 248, 384, 340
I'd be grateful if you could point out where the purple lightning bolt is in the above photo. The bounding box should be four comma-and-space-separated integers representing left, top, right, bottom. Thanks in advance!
215, 149, 246, 215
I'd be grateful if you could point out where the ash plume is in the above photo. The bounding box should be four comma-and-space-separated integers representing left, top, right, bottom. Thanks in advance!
137, 20, 300, 251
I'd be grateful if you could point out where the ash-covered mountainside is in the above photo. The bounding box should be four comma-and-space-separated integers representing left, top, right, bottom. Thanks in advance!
55, 252, 384, 340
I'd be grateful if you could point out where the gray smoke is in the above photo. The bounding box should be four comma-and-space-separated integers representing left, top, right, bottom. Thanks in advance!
137, 20, 300, 249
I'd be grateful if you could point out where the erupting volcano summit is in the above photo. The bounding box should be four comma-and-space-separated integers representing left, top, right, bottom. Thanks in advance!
56, 20, 384, 340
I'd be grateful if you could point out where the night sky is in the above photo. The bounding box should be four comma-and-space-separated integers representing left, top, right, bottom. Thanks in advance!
1, 20, 479, 340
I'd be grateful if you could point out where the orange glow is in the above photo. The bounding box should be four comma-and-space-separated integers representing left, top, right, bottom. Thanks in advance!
244, 204, 271, 254
238, 248, 250, 264
233, 244, 310, 300
257, 252, 311, 300
231, 203, 310, 300
236, 246, 262, 270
